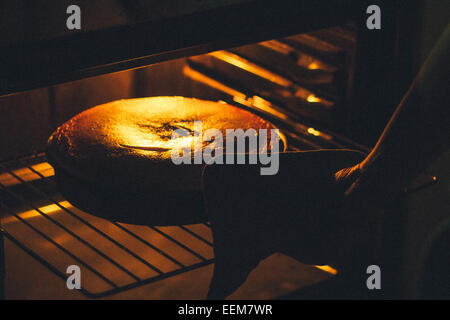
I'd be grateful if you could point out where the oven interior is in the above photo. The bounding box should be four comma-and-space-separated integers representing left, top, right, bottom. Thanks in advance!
1, 23, 362, 299
1, 0, 448, 300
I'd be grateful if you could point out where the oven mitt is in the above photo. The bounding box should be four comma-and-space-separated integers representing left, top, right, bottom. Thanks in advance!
202, 150, 365, 299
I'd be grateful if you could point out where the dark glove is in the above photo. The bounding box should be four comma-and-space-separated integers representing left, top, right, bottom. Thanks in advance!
202, 150, 365, 299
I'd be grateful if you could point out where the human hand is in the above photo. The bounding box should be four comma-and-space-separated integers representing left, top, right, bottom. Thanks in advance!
203, 150, 365, 299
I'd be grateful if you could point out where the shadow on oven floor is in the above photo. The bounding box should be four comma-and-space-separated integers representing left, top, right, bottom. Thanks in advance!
1, 153, 336, 299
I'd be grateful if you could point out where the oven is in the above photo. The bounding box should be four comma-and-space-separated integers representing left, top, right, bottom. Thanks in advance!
0, 0, 447, 300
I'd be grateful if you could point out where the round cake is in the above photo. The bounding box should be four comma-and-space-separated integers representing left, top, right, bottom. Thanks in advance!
46, 96, 285, 225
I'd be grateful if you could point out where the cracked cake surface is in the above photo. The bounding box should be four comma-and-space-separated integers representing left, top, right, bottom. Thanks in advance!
47, 96, 281, 193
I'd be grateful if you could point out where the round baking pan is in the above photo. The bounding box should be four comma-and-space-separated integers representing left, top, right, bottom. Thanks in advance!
46, 97, 287, 226
51, 158, 207, 226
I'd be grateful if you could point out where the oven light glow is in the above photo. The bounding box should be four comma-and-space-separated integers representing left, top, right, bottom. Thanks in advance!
209, 51, 293, 88
37, 203, 65, 214
0, 162, 55, 187
314, 265, 338, 275
233, 96, 252, 107
251, 96, 288, 120
306, 94, 321, 103
183, 64, 246, 100
295, 88, 333, 108
114, 122, 195, 156
307, 128, 321, 136
3, 201, 70, 224
307, 62, 320, 70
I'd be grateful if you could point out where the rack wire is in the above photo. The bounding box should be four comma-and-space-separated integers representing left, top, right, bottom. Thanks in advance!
0, 29, 366, 298
0, 153, 215, 298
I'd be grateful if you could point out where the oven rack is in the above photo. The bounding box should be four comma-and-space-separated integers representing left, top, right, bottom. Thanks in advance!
0, 153, 215, 298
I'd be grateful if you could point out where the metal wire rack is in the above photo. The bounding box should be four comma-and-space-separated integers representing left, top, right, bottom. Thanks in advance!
0, 31, 366, 298
0, 153, 215, 298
